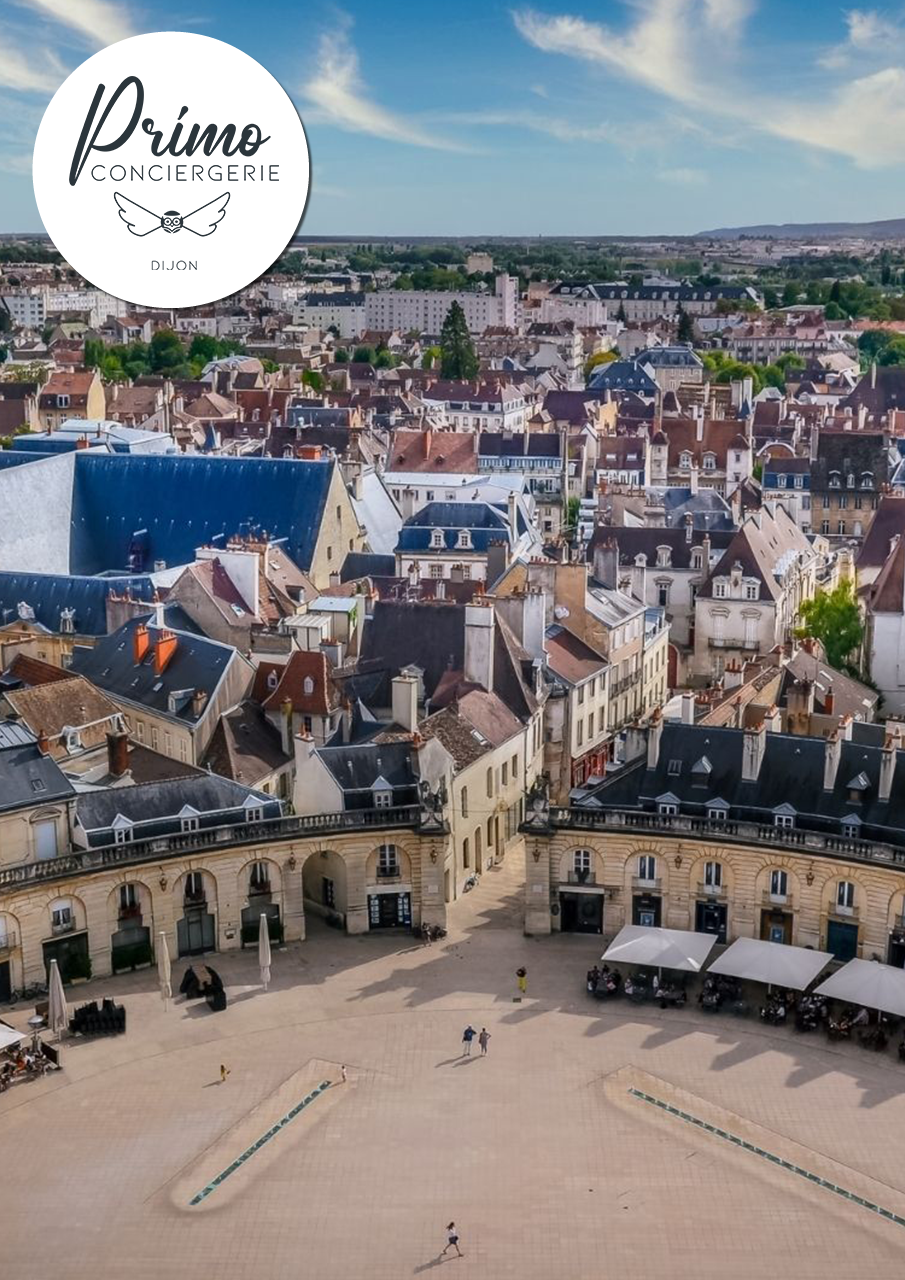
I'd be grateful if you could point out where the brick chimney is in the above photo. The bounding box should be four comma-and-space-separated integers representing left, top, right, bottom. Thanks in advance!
153, 629, 178, 675
106, 730, 129, 778
879, 734, 897, 802
133, 623, 150, 664
823, 730, 841, 791
741, 721, 766, 782
823, 685, 835, 716
36, 728, 50, 755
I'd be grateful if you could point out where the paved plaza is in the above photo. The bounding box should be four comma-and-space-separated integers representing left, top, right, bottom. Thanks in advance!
3, 852, 905, 1279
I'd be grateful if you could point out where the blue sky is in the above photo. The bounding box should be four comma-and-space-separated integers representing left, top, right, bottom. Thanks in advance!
2, 0, 905, 235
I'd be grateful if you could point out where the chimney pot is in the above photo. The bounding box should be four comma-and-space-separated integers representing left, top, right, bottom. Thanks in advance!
106, 730, 129, 778
153, 629, 178, 676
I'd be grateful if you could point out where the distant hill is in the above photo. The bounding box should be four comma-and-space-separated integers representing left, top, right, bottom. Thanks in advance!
698, 216, 905, 240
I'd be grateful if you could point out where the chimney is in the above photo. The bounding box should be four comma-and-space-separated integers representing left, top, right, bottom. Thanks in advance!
684, 512, 694, 544
823, 730, 842, 791
879, 735, 897, 802
689, 462, 699, 496
422, 428, 432, 459
36, 728, 50, 755
133, 623, 150, 664
106, 730, 129, 778
435, 578, 446, 600
723, 660, 744, 690
741, 722, 766, 782
647, 708, 663, 769
507, 490, 519, 543
191, 689, 207, 718
823, 685, 835, 716
871, 361, 877, 390
592, 539, 618, 589
280, 696, 293, 755
701, 532, 711, 569
392, 672, 419, 732
694, 406, 704, 442
464, 601, 495, 691
763, 704, 781, 733
680, 691, 695, 725
153, 629, 178, 676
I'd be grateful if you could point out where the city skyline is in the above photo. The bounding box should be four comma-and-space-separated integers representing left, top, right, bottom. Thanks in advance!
2, 0, 905, 236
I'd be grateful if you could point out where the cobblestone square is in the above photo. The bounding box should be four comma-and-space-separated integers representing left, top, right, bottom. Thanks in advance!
3, 855, 905, 1279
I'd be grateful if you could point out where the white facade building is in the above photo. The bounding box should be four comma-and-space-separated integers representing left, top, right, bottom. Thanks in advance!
365, 275, 519, 335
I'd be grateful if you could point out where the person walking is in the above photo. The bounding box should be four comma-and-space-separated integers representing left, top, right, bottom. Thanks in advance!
219, 1064, 230, 1084
478, 1028, 490, 1056
340, 1064, 347, 1083
516, 966, 528, 996
441, 1222, 463, 1257
462, 1025, 476, 1056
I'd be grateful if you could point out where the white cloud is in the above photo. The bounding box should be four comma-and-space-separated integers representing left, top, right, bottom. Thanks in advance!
513, 2, 905, 165
15, 0, 134, 47
442, 109, 612, 142
847, 8, 900, 50
0, 37, 61, 93
658, 166, 707, 185
302, 25, 466, 151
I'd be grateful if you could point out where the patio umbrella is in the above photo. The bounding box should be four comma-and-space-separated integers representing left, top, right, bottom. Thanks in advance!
815, 958, 905, 1018
708, 937, 832, 992
157, 931, 172, 1010
258, 913, 272, 991
602, 925, 717, 975
47, 958, 68, 1039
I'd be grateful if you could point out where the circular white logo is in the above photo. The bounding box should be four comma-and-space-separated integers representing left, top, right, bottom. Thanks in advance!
32, 32, 309, 308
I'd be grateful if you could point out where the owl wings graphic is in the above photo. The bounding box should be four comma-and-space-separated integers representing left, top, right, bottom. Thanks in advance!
114, 191, 230, 237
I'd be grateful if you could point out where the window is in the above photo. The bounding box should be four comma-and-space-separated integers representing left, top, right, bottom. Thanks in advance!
51, 901, 73, 931
246, 805, 264, 823
303, 715, 313, 733
511, 754, 518, 776
431, 529, 445, 548
658, 800, 677, 816
114, 823, 133, 845
577, 719, 584, 747
501, 761, 508, 786
322, 876, 335, 908
34, 819, 57, 860
657, 582, 670, 607
745, 584, 758, 600
769, 869, 788, 899
714, 582, 727, 599
430, 564, 443, 579
702, 453, 716, 471
573, 848, 591, 875
587, 712, 594, 737
181, 815, 200, 833
119, 884, 139, 912
151, 726, 159, 750
704, 861, 722, 888
463, 837, 470, 868
707, 806, 727, 822
667, 759, 681, 777
377, 844, 399, 876
460, 786, 468, 819
638, 854, 657, 882
250, 862, 270, 892
487, 817, 494, 847
486, 768, 493, 798
774, 811, 794, 829
836, 880, 855, 911
374, 789, 392, 809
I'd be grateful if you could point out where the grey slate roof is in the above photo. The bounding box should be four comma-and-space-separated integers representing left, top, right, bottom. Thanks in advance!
70, 618, 242, 724
0, 720, 76, 812
76, 773, 274, 830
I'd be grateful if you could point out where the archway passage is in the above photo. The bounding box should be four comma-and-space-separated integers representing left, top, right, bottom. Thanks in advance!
177, 872, 217, 957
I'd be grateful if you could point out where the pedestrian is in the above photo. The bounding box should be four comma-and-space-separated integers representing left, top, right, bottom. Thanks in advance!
441, 1222, 463, 1258
478, 1028, 490, 1055
516, 966, 527, 995
219, 1064, 230, 1084
340, 1064, 347, 1083
462, 1024, 476, 1056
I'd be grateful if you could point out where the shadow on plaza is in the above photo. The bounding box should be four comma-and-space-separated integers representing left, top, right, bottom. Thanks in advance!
12, 862, 905, 1110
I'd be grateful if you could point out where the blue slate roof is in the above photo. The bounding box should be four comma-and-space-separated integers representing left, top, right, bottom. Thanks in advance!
395, 501, 513, 554
587, 360, 659, 393
0, 451, 335, 575
0, 572, 154, 634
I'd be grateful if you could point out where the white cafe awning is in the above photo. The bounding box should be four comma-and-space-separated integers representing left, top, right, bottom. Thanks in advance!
602, 925, 717, 973
708, 937, 832, 991
0, 1022, 25, 1051
815, 958, 905, 1017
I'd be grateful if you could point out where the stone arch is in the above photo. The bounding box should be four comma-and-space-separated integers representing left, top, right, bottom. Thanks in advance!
237, 855, 285, 946
173, 868, 219, 958
0, 909, 22, 997
106, 879, 155, 972
301, 846, 352, 930
556, 843, 605, 887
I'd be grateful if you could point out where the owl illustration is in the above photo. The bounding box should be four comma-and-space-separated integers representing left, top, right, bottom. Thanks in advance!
114, 191, 230, 237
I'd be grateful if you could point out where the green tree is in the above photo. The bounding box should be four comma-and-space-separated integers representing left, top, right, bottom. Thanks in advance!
796, 581, 864, 672
615, 301, 627, 324
781, 282, 799, 307
439, 301, 478, 380
676, 304, 695, 344
352, 345, 376, 364
422, 345, 442, 370
149, 329, 186, 376
333, 348, 349, 363
584, 350, 618, 378
301, 369, 325, 392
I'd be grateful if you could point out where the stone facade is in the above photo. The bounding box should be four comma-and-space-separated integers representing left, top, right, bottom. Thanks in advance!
522, 807, 905, 965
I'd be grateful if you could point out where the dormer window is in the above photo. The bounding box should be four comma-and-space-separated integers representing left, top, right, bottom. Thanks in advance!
702, 453, 716, 471
829, 471, 841, 489
773, 805, 795, 829
861, 472, 874, 489
847, 473, 855, 488
303, 676, 314, 695
714, 581, 727, 599
457, 530, 472, 550
431, 529, 445, 549
846, 772, 869, 804
679, 451, 692, 470
656, 546, 671, 568
266, 669, 279, 691
840, 815, 861, 840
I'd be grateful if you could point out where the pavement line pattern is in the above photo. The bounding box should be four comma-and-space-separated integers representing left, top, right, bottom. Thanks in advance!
629, 1087, 905, 1231
188, 1080, 331, 1207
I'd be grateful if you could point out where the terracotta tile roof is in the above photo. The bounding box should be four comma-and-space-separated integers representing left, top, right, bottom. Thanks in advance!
5, 674, 122, 758
545, 626, 607, 684
388, 429, 478, 475
6, 654, 74, 686
262, 649, 338, 716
